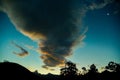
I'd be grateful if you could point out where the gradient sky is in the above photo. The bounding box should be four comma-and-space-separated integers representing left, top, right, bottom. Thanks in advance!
0, 1, 120, 74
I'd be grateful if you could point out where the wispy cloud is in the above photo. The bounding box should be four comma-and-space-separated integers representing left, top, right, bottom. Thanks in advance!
11, 41, 29, 57
87, 0, 114, 10
42, 65, 55, 71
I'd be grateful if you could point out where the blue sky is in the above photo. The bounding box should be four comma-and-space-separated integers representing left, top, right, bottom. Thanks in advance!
70, 6, 120, 69
0, 1, 120, 74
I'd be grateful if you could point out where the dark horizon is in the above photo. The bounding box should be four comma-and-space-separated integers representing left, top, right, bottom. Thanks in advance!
1, 60, 120, 74
0, 61, 120, 80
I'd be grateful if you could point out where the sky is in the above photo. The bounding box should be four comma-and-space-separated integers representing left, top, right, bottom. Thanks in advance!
0, 0, 120, 74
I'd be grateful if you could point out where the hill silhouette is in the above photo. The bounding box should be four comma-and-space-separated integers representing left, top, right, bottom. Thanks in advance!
0, 62, 42, 80
0, 61, 120, 80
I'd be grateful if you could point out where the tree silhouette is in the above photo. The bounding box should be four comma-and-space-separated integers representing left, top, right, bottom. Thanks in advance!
89, 64, 98, 73
60, 61, 78, 76
105, 61, 120, 72
83, 64, 99, 80
1, 61, 120, 80
82, 67, 87, 75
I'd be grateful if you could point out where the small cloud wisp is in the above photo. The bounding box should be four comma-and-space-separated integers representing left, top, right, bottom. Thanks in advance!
11, 41, 29, 57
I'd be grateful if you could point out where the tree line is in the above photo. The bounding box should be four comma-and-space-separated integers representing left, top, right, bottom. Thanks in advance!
59, 61, 120, 80
0, 61, 120, 80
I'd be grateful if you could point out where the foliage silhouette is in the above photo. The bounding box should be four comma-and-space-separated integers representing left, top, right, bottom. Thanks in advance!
89, 64, 98, 73
105, 61, 120, 72
60, 61, 78, 80
0, 61, 120, 80
83, 64, 99, 80
60, 61, 78, 76
82, 67, 87, 75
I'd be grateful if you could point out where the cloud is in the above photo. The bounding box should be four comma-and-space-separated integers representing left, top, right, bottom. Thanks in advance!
0, 0, 115, 68
42, 65, 55, 71
87, 0, 114, 10
23, 44, 36, 51
13, 51, 28, 57
113, 0, 120, 15
25, 45, 34, 50
11, 41, 29, 57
